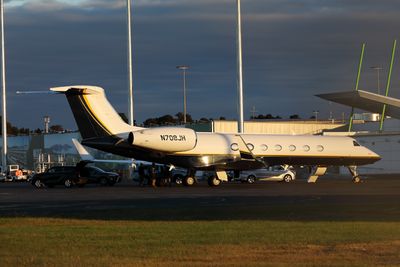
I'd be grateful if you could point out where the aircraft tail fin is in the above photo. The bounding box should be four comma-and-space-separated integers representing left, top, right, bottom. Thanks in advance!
50, 86, 141, 139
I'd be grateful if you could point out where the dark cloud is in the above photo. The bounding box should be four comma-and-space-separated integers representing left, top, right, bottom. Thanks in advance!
3, 0, 400, 129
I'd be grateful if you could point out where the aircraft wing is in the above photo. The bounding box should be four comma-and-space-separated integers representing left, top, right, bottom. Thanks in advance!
316, 90, 400, 119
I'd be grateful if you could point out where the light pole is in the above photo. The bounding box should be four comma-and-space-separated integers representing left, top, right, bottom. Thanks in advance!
176, 65, 189, 124
313, 110, 319, 122
236, 0, 244, 133
1, 0, 7, 172
127, 0, 134, 125
370, 66, 383, 95
44, 116, 50, 134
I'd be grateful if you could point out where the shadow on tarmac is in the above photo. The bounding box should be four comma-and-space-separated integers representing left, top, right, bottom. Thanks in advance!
2, 195, 400, 222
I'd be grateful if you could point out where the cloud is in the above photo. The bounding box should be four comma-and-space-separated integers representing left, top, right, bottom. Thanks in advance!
4, 0, 400, 129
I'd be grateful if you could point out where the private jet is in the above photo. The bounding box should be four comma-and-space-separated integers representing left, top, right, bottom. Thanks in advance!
51, 85, 380, 186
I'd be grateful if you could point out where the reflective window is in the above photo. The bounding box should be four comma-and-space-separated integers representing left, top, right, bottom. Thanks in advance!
289, 145, 296, 151
353, 141, 360, 146
275, 145, 282, 151
303, 145, 310, 152
260, 144, 268, 151
247, 143, 254, 151
316, 145, 324, 152
230, 143, 239, 151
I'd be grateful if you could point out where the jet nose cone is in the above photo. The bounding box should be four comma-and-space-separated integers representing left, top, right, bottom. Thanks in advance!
370, 151, 381, 162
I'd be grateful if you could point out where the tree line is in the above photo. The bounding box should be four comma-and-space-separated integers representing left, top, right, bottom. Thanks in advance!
0, 113, 310, 136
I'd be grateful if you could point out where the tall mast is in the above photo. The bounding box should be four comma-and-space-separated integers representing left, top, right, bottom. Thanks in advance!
1, 0, 7, 172
236, 0, 244, 133
127, 0, 134, 125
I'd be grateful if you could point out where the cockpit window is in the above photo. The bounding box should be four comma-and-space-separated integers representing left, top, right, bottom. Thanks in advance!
353, 141, 361, 147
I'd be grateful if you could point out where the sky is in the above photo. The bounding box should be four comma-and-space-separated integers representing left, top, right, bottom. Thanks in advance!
2, 0, 400, 130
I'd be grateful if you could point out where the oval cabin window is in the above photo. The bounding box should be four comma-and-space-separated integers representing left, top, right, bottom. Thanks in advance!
289, 145, 296, 151
260, 144, 268, 151
303, 145, 310, 152
316, 145, 324, 152
231, 143, 239, 151
247, 143, 254, 151
275, 145, 282, 151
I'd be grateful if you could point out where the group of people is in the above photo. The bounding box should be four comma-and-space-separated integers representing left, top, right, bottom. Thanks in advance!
137, 163, 172, 187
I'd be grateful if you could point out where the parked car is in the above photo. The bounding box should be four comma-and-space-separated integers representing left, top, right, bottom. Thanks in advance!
31, 163, 120, 188
31, 166, 79, 188
237, 166, 296, 184
78, 166, 120, 186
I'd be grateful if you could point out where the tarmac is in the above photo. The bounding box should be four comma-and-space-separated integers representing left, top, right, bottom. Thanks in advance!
1, 175, 400, 221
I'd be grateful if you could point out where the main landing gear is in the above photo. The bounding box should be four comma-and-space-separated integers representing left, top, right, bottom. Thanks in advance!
183, 169, 196, 186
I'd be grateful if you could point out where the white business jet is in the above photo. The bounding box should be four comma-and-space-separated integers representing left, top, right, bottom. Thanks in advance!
51, 86, 380, 186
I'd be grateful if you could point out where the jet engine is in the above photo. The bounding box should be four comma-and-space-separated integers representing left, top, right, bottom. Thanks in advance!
128, 127, 197, 153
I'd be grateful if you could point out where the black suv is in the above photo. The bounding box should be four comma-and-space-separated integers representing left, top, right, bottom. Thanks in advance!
31, 163, 120, 188
31, 166, 78, 188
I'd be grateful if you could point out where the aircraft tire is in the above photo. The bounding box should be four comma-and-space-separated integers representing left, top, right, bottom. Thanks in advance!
183, 176, 196, 186
352, 176, 361, 183
208, 176, 221, 187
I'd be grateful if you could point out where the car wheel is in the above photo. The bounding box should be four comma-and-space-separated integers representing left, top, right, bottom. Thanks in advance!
283, 174, 292, 183
183, 176, 195, 186
33, 179, 43, 188
207, 176, 221, 187
353, 176, 361, 183
247, 175, 256, 184
174, 175, 183, 185
64, 178, 73, 188
99, 177, 108, 186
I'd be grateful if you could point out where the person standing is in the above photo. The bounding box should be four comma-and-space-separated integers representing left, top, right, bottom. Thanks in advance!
138, 164, 145, 186
150, 163, 157, 188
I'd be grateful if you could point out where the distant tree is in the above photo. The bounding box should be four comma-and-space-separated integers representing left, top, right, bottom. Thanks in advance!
50, 125, 64, 133
219, 116, 226, 121
175, 112, 193, 124
34, 128, 42, 134
143, 117, 159, 127
310, 116, 316, 120
289, 114, 300, 119
199, 117, 210, 123
265, 114, 274, 119
18, 128, 30, 135
158, 114, 176, 125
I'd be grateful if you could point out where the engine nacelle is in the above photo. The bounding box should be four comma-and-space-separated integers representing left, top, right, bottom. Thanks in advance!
128, 127, 197, 153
